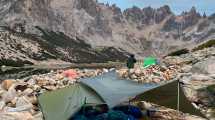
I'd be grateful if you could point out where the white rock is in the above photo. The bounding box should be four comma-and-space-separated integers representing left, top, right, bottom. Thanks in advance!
181, 65, 192, 73
27, 79, 36, 85
23, 88, 34, 96
0, 101, 5, 110
33, 112, 43, 120
103, 68, 109, 73
140, 101, 152, 109
2, 86, 17, 103
191, 74, 213, 81
5, 104, 33, 112
16, 96, 32, 107
0, 112, 33, 120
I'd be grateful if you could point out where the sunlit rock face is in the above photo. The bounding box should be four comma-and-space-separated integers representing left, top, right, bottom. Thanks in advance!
0, 0, 215, 59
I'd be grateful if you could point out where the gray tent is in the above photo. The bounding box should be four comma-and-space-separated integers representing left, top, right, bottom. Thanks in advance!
39, 71, 205, 120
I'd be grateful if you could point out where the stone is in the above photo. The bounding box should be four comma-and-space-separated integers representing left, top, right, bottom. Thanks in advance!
28, 95, 38, 105
11, 97, 18, 107
138, 101, 152, 109
23, 88, 34, 96
37, 79, 49, 86
56, 74, 64, 80
27, 79, 36, 86
0, 89, 5, 96
0, 101, 5, 110
15, 83, 28, 92
191, 74, 213, 81
103, 68, 109, 73
0, 112, 33, 120
209, 74, 215, 79
33, 85, 41, 91
1, 80, 15, 90
33, 112, 43, 120
5, 105, 33, 112
14, 96, 34, 112
181, 65, 192, 73
43, 86, 57, 91
152, 78, 161, 83
2, 86, 17, 103
192, 58, 215, 74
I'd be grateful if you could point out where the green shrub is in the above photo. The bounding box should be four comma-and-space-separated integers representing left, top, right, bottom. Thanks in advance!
207, 85, 215, 95
192, 39, 215, 52
167, 48, 189, 56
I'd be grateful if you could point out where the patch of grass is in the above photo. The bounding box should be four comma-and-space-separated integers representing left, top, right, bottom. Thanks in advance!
192, 39, 215, 52
167, 48, 189, 56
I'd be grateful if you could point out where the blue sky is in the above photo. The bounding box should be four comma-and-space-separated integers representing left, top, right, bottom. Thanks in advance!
98, 0, 215, 15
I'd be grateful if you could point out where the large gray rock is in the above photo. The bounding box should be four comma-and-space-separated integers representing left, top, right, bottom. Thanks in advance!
192, 57, 215, 74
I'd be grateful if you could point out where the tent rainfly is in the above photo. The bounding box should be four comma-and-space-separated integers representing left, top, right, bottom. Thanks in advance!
143, 57, 157, 68
38, 71, 206, 120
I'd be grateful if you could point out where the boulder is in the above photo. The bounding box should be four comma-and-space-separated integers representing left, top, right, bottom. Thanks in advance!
0, 101, 5, 110
27, 79, 36, 86
181, 65, 192, 73
191, 74, 213, 81
1, 80, 16, 90
2, 86, 17, 103
33, 112, 43, 120
192, 57, 215, 74
16, 96, 28, 106
23, 88, 34, 96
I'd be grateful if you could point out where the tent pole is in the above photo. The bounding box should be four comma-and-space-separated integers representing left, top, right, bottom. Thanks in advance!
177, 80, 180, 119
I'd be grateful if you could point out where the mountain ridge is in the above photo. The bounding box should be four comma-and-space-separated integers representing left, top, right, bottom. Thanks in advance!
0, 0, 215, 63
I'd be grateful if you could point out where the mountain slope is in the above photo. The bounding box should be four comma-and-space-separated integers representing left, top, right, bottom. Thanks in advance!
0, 28, 128, 66
0, 0, 215, 59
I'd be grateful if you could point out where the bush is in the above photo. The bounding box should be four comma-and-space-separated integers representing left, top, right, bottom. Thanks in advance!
192, 40, 215, 52
0, 59, 33, 67
207, 85, 215, 95
167, 48, 189, 56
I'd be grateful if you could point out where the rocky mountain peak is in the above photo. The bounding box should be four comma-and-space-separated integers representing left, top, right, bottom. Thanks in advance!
0, 0, 214, 60
155, 5, 172, 23
123, 5, 173, 24
123, 6, 143, 23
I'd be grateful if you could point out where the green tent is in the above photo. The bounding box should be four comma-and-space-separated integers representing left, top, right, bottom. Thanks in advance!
38, 84, 104, 120
143, 57, 157, 68
133, 80, 205, 118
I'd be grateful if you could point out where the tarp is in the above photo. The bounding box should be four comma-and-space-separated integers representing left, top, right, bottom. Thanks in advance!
38, 84, 104, 120
143, 57, 157, 68
80, 71, 160, 108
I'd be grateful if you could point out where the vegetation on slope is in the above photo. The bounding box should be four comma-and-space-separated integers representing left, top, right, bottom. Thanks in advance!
192, 40, 215, 52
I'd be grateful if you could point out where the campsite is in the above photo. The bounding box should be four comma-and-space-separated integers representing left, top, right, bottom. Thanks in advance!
0, 46, 215, 120
1, 0, 215, 119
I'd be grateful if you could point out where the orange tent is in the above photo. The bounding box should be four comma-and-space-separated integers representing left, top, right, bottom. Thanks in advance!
63, 69, 78, 79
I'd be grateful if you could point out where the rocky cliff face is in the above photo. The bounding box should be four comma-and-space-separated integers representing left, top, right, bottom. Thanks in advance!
0, 0, 215, 62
